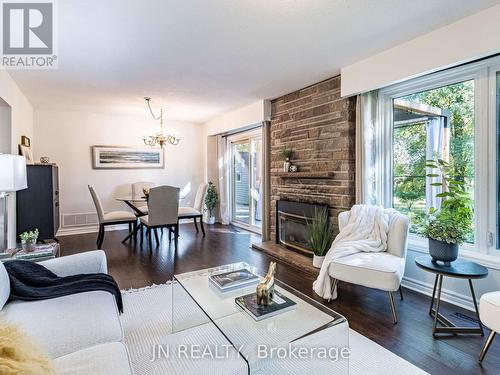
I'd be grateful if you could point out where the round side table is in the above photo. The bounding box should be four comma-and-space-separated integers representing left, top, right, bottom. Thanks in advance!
415, 256, 488, 337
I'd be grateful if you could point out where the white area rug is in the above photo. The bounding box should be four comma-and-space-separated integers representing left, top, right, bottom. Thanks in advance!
120, 284, 428, 375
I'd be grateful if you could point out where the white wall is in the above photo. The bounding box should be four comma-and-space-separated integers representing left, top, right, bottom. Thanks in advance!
0, 70, 34, 247
341, 4, 500, 97
34, 109, 203, 232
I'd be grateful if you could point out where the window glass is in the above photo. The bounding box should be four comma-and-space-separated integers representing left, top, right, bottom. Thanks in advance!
392, 80, 475, 242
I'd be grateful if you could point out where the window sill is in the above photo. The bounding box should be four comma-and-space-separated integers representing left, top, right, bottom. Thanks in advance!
407, 237, 500, 271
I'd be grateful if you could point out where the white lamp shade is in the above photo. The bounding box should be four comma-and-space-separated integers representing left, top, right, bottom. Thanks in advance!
0, 154, 27, 192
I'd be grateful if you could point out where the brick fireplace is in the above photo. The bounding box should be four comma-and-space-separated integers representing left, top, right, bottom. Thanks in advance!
253, 75, 356, 271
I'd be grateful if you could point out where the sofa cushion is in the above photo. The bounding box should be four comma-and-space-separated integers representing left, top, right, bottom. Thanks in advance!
0, 261, 9, 310
1, 291, 123, 358
54, 342, 132, 375
328, 252, 405, 292
480, 291, 500, 334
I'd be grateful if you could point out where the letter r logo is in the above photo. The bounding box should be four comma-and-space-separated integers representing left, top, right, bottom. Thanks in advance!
2, 2, 53, 54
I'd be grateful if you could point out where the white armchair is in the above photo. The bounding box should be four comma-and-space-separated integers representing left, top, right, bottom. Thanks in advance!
328, 209, 410, 324
479, 291, 500, 363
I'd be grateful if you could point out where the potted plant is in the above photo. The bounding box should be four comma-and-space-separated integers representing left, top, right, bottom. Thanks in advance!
306, 208, 334, 268
420, 159, 473, 266
204, 181, 219, 224
279, 148, 293, 172
20, 229, 39, 252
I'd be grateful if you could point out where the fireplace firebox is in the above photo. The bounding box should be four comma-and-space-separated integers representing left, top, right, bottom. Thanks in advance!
276, 200, 329, 255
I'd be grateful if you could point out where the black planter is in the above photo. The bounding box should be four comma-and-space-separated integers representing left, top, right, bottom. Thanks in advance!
429, 238, 458, 266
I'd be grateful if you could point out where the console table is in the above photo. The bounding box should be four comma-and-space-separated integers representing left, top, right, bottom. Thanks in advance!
415, 256, 488, 336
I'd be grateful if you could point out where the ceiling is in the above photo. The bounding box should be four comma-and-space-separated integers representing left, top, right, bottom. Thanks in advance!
8, 0, 500, 123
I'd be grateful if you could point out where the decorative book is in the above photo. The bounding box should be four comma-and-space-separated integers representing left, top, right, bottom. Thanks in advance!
209, 268, 259, 292
235, 290, 297, 321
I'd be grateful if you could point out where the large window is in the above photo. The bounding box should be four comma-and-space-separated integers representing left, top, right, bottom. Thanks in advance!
377, 56, 500, 258
392, 80, 475, 243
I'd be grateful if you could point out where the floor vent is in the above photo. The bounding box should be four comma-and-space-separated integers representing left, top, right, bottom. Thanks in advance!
62, 213, 98, 227
452, 312, 479, 324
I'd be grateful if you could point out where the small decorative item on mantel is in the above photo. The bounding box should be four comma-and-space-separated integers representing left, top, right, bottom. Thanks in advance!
20, 229, 39, 253
256, 261, 276, 306
204, 181, 219, 225
39, 156, 50, 164
418, 158, 473, 266
279, 148, 293, 172
306, 208, 334, 268
289, 164, 298, 173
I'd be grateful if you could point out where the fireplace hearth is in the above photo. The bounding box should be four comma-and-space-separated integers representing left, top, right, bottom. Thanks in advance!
276, 200, 328, 255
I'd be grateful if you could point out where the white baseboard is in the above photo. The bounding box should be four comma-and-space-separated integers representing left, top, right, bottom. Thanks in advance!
401, 276, 475, 312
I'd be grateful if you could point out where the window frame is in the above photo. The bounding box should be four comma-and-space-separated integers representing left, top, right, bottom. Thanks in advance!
378, 56, 500, 265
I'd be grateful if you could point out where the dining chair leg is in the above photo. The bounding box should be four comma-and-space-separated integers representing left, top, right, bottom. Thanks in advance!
97, 224, 105, 248
133, 221, 137, 244
140, 224, 144, 246
174, 224, 179, 252
154, 228, 159, 245
96, 224, 103, 245
200, 217, 205, 237
148, 227, 153, 249
128, 222, 132, 232
193, 218, 199, 233
399, 286, 404, 300
168, 227, 172, 242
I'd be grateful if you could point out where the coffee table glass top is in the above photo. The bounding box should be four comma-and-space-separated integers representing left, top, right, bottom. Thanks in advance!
173, 262, 348, 374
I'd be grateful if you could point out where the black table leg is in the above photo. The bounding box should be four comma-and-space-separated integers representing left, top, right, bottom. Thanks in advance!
429, 274, 438, 315
430, 275, 485, 336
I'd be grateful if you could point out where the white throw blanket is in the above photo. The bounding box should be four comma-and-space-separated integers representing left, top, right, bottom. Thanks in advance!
313, 205, 398, 300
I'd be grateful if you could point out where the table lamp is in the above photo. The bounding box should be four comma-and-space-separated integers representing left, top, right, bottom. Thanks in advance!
0, 154, 27, 250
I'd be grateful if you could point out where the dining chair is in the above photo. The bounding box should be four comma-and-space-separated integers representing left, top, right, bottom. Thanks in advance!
131, 181, 155, 214
139, 185, 180, 250
88, 185, 137, 248
178, 183, 207, 236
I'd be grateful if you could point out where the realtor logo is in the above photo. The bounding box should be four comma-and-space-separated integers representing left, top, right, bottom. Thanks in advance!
1, 0, 57, 68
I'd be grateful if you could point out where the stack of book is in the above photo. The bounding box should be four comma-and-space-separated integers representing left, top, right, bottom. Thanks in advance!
1, 243, 58, 262
209, 268, 260, 292
235, 290, 297, 321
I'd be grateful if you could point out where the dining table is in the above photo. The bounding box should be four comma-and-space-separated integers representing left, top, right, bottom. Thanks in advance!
115, 194, 186, 243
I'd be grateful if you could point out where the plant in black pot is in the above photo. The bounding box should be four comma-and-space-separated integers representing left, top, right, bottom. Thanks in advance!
420, 158, 473, 266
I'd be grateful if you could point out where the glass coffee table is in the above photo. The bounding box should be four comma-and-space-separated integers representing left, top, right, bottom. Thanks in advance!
173, 262, 349, 374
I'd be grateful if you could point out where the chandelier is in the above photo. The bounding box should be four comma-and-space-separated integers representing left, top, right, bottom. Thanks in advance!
143, 97, 180, 148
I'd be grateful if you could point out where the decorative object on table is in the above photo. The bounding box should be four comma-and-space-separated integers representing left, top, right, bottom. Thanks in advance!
20, 229, 39, 252
0, 154, 27, 251
235, 289, 296, 321
142, 187, 150, 198
288, 164, 298, 172
415, 256, 487, 337
256, 261, 276, 306
39, 156, 50, 164
279, 148, 292, 172
306, 207, 334, 268
19, 144, 34, 165
2, 242, 60, 262
209, 268, 259, 292
20, 135, 31, 147
92, 146, 164, 169
418, 158, 473, 266
204, 181, 218, 225
16, 165, 59, 243
143, 97, 180, 147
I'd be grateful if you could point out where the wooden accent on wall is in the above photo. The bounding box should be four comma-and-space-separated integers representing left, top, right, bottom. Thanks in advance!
269, 75, 356, 238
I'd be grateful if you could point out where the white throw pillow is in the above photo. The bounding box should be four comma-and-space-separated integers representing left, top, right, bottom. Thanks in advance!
0, 260, 10, 310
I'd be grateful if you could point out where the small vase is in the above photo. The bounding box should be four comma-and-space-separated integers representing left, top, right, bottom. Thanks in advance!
207, 216, 216, 225
313, 255, 325, 268
21, 239, 37, 253
429, 238, 458, 266
283, 159, 291, 173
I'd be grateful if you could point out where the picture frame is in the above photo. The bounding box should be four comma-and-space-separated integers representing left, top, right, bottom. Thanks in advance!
19, 144, 34, 165
91, 146, 165, 169
21, 135, 31, 147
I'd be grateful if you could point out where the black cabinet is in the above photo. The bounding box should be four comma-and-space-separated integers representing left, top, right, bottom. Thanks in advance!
16, 165, 59, 241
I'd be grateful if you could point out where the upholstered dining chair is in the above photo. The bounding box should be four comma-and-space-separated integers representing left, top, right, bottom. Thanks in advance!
328, 209, 410, 324
131, 181, 155, 214
178, 183, 207, 236
139, 185, 180, 250
88, 185, 137, 248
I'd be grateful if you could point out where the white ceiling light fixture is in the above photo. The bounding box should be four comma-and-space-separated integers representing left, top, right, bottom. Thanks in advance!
143, 97, 180, 148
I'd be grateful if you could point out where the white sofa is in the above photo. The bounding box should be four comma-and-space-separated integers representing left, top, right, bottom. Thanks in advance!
0, 250, 133, 375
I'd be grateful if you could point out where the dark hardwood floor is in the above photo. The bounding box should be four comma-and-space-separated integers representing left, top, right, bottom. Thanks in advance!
59, 224, 500, 375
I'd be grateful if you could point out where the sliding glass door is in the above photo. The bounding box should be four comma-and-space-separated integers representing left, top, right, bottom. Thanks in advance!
229, 130, 262, 232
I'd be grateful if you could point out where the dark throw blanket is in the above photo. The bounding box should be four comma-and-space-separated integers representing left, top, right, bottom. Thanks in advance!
4, 260, 123, 313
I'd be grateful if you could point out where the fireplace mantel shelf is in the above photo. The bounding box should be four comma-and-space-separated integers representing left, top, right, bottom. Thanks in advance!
276, 171, 334, 179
